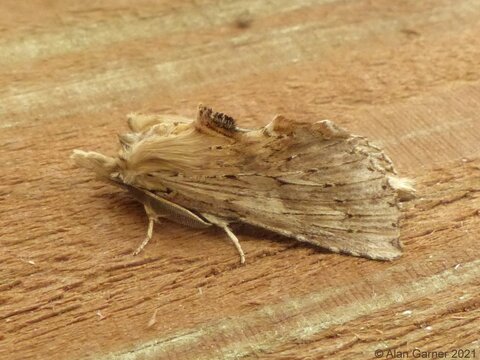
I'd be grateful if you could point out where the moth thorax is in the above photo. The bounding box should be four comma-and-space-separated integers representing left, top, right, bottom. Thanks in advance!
120, 171, 139, 186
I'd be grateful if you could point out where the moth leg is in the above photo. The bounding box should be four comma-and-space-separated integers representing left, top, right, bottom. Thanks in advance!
223, 224, 246, 265
133, 216, 155, 256
203, 214, 245, 264
123, 185, 212, 256
133, 205, 165, 256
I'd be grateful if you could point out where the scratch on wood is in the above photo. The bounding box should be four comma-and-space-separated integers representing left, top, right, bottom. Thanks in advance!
101, 259, 480, 360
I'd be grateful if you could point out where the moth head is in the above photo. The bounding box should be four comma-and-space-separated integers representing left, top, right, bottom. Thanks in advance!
71, 150, 120, 179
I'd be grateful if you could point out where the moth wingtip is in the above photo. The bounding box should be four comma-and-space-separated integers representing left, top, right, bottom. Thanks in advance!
362, 250, 403, 262
388, 176, 416, 201
369, 241, 404, 261
337, 236, 403, 261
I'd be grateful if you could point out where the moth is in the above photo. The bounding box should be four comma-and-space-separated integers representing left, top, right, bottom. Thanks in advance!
72, 105, 415, 263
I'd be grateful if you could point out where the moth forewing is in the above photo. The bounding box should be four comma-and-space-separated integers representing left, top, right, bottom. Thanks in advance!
127, 113, 192, 132
72, 105, 414, 263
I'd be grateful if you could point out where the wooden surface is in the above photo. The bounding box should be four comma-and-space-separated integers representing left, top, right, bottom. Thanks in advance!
1, 1, 479, 359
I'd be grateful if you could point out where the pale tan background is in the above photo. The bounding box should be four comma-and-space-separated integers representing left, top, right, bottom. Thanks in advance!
0, 1, 479, 359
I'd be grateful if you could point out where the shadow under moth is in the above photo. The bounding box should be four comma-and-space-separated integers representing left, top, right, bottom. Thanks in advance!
72, 105, 415, 263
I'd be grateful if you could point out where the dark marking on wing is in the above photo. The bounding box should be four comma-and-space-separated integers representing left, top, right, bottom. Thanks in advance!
198, 105, 237, 133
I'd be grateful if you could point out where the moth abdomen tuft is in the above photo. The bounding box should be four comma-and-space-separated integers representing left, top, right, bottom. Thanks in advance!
197, 105, 237, 134
212, 112, 236, 130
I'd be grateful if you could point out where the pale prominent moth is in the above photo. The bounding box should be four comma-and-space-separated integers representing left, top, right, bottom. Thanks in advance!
72, 105, 415, 263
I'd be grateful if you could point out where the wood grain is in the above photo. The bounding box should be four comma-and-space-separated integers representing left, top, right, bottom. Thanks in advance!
0, 1, 479, 359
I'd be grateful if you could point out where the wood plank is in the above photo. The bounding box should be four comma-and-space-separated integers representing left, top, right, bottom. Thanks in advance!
0, 1, 479, 359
